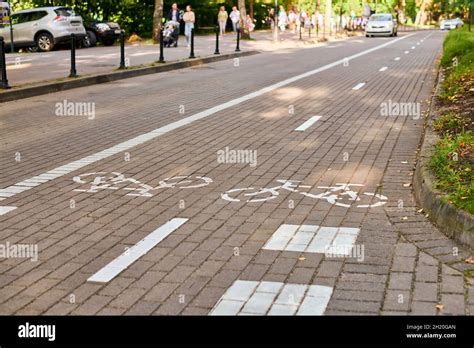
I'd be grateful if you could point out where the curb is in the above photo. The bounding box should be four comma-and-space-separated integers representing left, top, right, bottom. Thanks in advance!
0, 50, 259, 103
413, 69, 474, 247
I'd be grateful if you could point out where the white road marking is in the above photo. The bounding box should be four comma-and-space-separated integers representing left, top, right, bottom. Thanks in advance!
0, 33, 416, 202
394, 57, 401, 61
263, 224, 360, 255
294, 116, 322, 131
411, 46, 415, 49
352, 82, 366, 90
88, 218, 188, 283
0, 206, 17, 215
379, 67, 388, 71
404, 51, 409, 54
210, 280, 333, 315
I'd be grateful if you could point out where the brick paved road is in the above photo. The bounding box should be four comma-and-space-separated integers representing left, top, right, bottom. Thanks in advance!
0, 30, 472, 316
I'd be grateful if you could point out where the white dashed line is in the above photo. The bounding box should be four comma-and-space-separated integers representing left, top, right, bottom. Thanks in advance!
352, 82, 366, 90
0, 34, 416, 203
88, 218, 188, 283
394, 57, 401, 61
404, 51, 409, 54
210, 280, 333, 315
0, 206, 17, 216
379, 67, 388, 72
294, 116, 322, 131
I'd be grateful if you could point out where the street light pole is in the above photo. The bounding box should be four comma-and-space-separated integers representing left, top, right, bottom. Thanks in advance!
273, 0, 278, 42
339, 0, 343, 33
6, 0, 13, 52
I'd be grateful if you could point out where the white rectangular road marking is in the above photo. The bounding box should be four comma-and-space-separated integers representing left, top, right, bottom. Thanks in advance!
294, 116, 322, 131
379, 66, 388, 72
210, 280, 333, 316
0, 206, 17, 215
394, 57, 401, 61
0, 34, 416, 203
404, 51, 409, 54
263, 224, 360, 255
352, 82, 366, 90
88, 218, 188, 283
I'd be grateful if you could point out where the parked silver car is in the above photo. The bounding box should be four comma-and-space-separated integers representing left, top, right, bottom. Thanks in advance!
365, 13, 398, 37
0, 7, 86, 52
440, 18, 464, 30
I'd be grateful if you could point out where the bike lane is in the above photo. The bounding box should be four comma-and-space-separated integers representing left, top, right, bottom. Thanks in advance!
0, 31, 471, 315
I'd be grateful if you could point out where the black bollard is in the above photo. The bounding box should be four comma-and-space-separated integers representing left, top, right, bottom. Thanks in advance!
214, 26, 220, 55
0, 36, 10, 89
299, 24, 302, 40
235, 28, 241, 52
119, 30, 126, 69
189, 28, 195, 59
159, 28, 165, 63
69, 33, 77, 78
308, 26, 311, 38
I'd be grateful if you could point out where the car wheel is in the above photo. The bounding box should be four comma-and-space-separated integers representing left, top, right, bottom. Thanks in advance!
83, 30, 97, 48
27, 46, 39, 53
394, 31, 398, 36
36, 33, 54, 52
102, 38, 115, 46
366, 34, 369, 37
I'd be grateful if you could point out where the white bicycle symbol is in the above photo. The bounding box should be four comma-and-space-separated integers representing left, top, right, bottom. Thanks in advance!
73, 172, 212, 197
221, 180, 387, 208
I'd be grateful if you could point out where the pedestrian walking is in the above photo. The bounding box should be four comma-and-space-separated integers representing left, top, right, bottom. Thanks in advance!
217, 6, 228, 36
278, 6, 287, 32
245, 15, 255, 32
229, 6, 241, 33
167, 3, 182, 47
269, 8, 276, 32
183, 5, 195, 47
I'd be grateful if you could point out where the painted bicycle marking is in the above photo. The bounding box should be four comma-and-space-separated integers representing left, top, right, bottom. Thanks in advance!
73, 172, 212, 197
221, 180, 388, 208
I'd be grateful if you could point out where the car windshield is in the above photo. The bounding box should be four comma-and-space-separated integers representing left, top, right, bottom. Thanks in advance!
55, 7, 75, 17
370, 15, 392, 21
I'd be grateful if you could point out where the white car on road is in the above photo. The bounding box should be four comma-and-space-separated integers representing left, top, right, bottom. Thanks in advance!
0, 6, 86, 52
365, 13, 398, 37
440, 18, 464, 30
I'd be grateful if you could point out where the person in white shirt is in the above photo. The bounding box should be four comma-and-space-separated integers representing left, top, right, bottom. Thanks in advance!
229, 6, 241, 33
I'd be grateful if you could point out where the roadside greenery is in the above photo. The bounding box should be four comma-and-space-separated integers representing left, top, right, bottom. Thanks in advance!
430, 27, 473, 214
9, 0, 473, 38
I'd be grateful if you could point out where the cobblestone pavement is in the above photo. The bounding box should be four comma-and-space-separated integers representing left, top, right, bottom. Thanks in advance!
0, 30, 472, 316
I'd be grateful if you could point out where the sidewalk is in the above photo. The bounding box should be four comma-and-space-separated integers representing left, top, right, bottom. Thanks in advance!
4, 30, 362, 88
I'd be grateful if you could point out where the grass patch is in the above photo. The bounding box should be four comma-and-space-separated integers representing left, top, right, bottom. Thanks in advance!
430, 131, 474, 213
429, 27, 474, 214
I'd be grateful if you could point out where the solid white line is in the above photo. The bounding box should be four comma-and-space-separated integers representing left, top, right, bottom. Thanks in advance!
295, 116, 322, 131
0, 206, 17, 215
352, 82, 366, 90
379, 67, 388, 71
0, 33, 416, 201
88, 218, 188, 283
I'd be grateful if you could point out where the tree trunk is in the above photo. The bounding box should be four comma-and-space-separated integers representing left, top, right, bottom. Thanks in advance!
153, 0, 164, 43
238, 0, 250, 39
397, 0, 406, 24
415, 0, 431, 25
250, 0, 254, 19
325, 0, 332, 32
